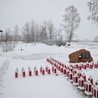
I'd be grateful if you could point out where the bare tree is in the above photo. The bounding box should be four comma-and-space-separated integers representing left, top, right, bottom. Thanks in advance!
35, 25, 40, 42
14, 25, 19, 43
94, 36, 98, 41
29, 20, 36, 42
46, 20, 56, 40
22, 22, 30, 43
3, 29, 12, 41
1, 29, 15, 52
39, 21, 48, 41
88, 0, 98, 24
62, 5, 81, 42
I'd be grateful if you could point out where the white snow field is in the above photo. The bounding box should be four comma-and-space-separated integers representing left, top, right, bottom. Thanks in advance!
0, 42, 98, 98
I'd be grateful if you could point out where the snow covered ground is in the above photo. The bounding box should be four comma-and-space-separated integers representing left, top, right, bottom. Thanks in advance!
0, 42, 98, 98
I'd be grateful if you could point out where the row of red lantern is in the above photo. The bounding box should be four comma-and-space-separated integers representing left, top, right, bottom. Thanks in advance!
51, 59, 98, 98
47, 58, 77, 76
51, 58, 66, 68
84, 78, 98, 98
53, 64, 66, 74
65, 69, 93, 93
46, 58, 66, 69
46, 58, 98, 74
68, 71, 98, 98
46, 58, 98, 86
47, 58, 82, 84
93, 85, 98, 98
51, 57, 98, 97
46, 58, 98, 97
46, 58, 67, 75
65, 62, 98, 71
46, 58, 97, 85
15, 66, 54, 78
74, 62, 98, 70
47, 58, 82, 81
64, 67, 98, 97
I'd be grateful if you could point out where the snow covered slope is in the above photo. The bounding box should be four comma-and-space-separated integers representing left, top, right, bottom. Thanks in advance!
0, 42, 98, 98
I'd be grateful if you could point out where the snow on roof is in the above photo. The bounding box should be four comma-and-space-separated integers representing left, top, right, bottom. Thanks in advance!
66, 69, 69, 72
28, 67, 31, 71
79, 77, 84, 80
69, 71, 72, 74
86, 80, 92, 85
21, 67, 25, 71
15, 68, 18, 72
73, 73, 78, 77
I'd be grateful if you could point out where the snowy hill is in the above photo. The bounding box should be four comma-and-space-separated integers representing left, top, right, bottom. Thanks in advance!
0, 42, 98, 98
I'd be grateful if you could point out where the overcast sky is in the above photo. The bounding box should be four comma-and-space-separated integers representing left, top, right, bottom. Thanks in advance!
0, 0, 98, 40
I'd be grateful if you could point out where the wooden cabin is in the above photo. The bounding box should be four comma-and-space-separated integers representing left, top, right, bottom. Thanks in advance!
69, 49, 93, 63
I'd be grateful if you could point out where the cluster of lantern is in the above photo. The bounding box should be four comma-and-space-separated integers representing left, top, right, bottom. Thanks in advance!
15, 66, 53, 78
15, 57, 98, 98
46, 57, 98, 97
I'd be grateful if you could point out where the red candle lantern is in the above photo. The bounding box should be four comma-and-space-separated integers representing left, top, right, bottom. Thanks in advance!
94, 62, 98, 68
95, 79, 98, 86
82, 73, 86, 82
54, 68, 57, 74
22, 67, 25, 77
42, 69, 45, 75
60, 67, 63, 73
78, 65, 82, 70
86, 62, 89, 68
47, 68, 50, 74
54, 63, 57, 67
58, 66, 60, 71
52, 66, 54, 72
84, 81, 92, 95
73, 73, 79, 86
75, 63, 78, 69
66, 69, 69, 77
69, 72, 73, 82
15, 68, 18, 78
89, 63, 93, 69
88, 75, 93, 85
78, 71, 82, 78
70, 67, 73, 72
63, 68, 66, 75
72, 68, 77, 75
35, 70, 38, 76
93, 85, 98, 98
83, 64, 87, 69
78, 77, 85, 90
28, 67, 32, 76
46, 66, 48, 72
